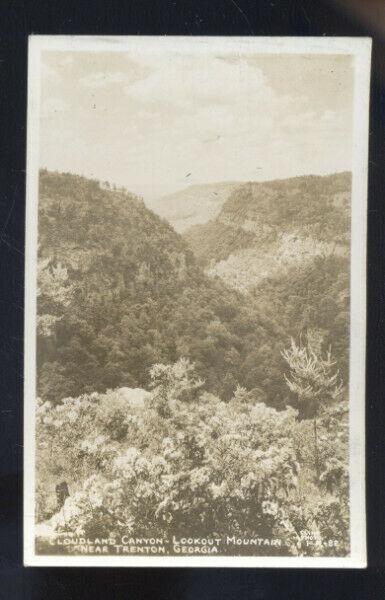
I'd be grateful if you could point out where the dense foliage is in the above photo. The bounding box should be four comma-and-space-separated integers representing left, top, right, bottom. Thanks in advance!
184, 219, 257, 268
184, 172, 351, 383
38, 170, 291, 406
184, 173, 351, 267
35, 169, 351, 557
254, 254, 350, 383
36, 357, 349, 556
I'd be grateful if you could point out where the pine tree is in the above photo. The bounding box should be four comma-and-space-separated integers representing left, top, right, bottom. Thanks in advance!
282, 339, 342, 480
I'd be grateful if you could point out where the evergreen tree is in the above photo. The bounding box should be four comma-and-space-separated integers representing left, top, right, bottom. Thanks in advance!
282, 338, 342, 480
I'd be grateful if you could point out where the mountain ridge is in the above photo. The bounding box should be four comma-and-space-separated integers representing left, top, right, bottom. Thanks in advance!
146, 181, 241, 232
183, 171, 351, 381
184, 171, 351, 290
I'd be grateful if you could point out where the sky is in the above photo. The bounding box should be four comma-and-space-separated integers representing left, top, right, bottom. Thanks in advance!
39, 50, 354, 200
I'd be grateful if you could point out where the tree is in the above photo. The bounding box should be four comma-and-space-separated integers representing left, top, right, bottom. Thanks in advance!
37, 258, 74, 337
149, 357, 204, 416
282, 338, 342, 480
38, 170, 309, 408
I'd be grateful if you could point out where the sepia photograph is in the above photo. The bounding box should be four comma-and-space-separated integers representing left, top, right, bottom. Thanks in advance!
24, 36, 371, 567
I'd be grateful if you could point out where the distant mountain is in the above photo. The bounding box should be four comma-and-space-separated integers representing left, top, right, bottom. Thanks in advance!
146, 181, 241, 233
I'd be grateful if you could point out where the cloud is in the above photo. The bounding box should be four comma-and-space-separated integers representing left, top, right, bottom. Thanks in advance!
120, 54, 305, 155
39, 51, 354, 199
124, 55, 278, 112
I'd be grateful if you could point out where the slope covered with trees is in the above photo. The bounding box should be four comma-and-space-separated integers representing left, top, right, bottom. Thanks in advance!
184, 172, 351, 382
38, 170, 290, 406
184, 172, 351, 270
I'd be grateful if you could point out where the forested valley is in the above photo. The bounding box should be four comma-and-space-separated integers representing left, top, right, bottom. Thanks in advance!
36, 169, 351, 556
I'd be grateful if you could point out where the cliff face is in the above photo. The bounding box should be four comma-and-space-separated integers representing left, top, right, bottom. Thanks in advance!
182, 172, 351, 381
184, 172, 351, 292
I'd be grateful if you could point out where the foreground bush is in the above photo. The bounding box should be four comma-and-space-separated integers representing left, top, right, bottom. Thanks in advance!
36, 358, 349, 556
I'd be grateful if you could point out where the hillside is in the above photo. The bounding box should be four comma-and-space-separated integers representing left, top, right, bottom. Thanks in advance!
37, 170, 291, 407
184, 172, 351, 286
184, 172, 351, 380
146, 181, 241, 233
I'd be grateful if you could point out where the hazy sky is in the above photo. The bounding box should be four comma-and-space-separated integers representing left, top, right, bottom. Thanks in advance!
40, 50, 353, 200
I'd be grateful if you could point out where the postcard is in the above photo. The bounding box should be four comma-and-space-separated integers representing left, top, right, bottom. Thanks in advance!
24, 35, 371, 567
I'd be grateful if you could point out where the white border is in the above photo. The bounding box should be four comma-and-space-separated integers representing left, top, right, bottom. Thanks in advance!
24, 35, 371, 568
